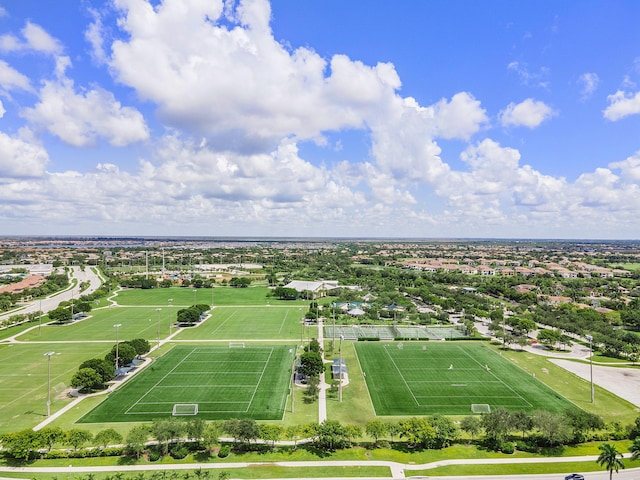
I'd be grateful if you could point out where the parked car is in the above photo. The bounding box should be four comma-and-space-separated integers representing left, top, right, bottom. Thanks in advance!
564, 474, 584, 480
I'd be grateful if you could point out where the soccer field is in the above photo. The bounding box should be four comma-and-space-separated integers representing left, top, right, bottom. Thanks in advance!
79, 344, 296, 423
355, 342, 576, 416
175, 306, 304, 340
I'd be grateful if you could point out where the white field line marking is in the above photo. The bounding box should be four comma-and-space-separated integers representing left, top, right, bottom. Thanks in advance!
245, 348, 273, 413
384, 345, 419, 406
457, 345, 533, 407
127, 347, 197, 414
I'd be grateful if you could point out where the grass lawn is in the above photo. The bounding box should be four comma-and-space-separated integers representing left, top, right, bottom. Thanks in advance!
175, 306, 305, 341
112, 286, 310, 307
502, 348, 638, 423
79, 344, 296, 423
17, 306, 174, 342
355, 342, 575, 416
0, 343, 111, 433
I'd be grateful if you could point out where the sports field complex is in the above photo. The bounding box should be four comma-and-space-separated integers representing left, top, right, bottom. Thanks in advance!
0, 284, 631, 433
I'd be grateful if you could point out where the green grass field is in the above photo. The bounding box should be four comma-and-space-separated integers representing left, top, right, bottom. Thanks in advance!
175, 306, 305, 341
113, 286, 310, 307
355, 342, 576, 416
79, 344, 296, 423
0, 343, 111, 433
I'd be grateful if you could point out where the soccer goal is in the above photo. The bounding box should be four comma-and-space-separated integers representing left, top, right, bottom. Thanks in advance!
471, 403, 491, 414
172, 403, 198, 416
229, 342, 245, 348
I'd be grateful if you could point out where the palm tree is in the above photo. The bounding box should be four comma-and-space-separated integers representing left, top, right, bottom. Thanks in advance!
597, 443, 625, 480
630, 437, 640, 461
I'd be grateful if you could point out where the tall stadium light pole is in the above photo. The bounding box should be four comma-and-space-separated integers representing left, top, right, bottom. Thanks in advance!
156, 308, 162, 348
168, 299, 173, 336
586, 334, 594, 403
44, 351, 55, 416
114, 323, 122, 372
339, 335, 344, 403
193, 289, 197, 306
291, 354, 296, 413
332, 306, 336, 352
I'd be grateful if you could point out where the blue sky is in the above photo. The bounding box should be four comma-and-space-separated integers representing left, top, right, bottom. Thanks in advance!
1, 0, 640, 239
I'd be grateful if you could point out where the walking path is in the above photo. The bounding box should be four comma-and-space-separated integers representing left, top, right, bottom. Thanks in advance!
1, 455, 638, 479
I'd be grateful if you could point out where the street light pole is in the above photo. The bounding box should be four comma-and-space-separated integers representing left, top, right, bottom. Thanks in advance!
156, 308, 162, 348
586, 334, 594, 403
168, 299, 173, 336
338, 335, 344, 402
193, 289, 197, 306
114, 323, 122, 373
44, 351, 55, 416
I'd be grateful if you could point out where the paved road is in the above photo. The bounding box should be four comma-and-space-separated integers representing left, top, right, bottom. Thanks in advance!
0, 266, 103, 322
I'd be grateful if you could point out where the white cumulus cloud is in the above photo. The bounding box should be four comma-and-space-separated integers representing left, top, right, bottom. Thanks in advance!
499, 98, 556, 128
604, 90, 640, 121
0, 21, 62, 55
22, 78, 149, 147
0, 130, 49, 178
108, 0, 401, 152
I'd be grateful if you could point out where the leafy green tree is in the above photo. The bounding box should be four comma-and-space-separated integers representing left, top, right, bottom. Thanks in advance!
511, 411, 533, 440
105, 342, 137, 367
565, 408, 604, 442
176, 307, 201, 324
94, 428, 123, 448
398, 417, 435, 449
313, 420, 349, 451
236, 418, 260, 445
597, 443, 625, 480
79, 358, 114, 384
201, 421, 223, 452
126, 425, 149, 459
273, 287, 298, 299
481, 408, 512, 446
460, 416, 481, 442
365, 420, 387, 446
533, 411, 571, 446
259, 423, 283, 447
186, 417, 205, 443
630, 437, 640, 461
429, 415, 458, 448
344, 424, 362, 445
304, 375, 320, 403
152, 418, 186, 455
299, 350, 324, 377
47, 306, 72, 323
37, 427, 64, 451
71, 367, 103, 393
224, 418, 259, 445
536, 328, 562, 349
126, 338, 151, 356
1, 429, 43, 460
285, 424, 303, 449
66, 429, 93, 451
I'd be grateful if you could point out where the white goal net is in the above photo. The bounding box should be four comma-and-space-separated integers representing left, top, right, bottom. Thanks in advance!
471, 403, 491, 414
229, 342, 245, 348
172, 403, 198, 416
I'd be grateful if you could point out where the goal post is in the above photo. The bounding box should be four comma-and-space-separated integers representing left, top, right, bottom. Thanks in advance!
471, 403, 491, 414
229, 342, 245, 348
172, 403, 198, 416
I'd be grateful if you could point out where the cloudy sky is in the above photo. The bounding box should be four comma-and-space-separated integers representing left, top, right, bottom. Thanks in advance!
1, 0, 640, 239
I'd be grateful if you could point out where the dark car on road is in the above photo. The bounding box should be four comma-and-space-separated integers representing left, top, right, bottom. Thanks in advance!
564, 475, 584, 480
